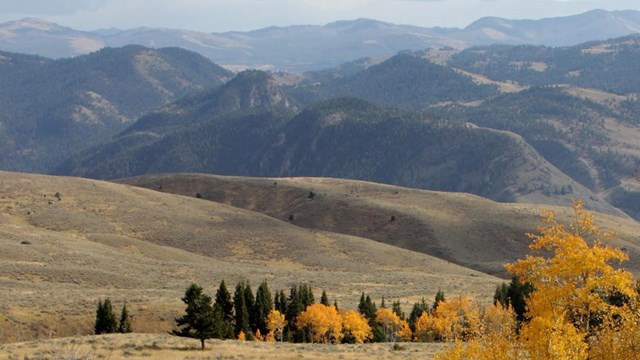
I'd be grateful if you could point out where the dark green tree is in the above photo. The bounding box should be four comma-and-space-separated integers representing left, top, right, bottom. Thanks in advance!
117, 303, 133, 333
233, 282, 251, 338
299, 283, 314, 307
214, 280, 234, 339
408, 298, 429, 332
391, 300, 404, 320
358, 293, 376, 320
433, 290, 446, 312
172, 283, 216, 350
274, 290, 287, 314
244, 282, 256, 335
285, 285, 305, 342
508, 276, 533, 322
254, 280, 273, 334
94, 298, 118, 335
320, 290, 330, 306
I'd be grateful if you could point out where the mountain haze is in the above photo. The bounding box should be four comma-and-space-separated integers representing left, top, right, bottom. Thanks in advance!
1, 10, 640, 71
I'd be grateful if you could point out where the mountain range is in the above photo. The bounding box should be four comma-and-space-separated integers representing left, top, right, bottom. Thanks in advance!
0, 45, 230, 172
1, 10, 640, 71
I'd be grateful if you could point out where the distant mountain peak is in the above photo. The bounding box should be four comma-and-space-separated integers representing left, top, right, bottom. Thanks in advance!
218, 70, 294, 112
7, 17, 68, 32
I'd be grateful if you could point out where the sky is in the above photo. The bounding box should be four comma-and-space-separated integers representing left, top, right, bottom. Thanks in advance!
1, 0, 639, 32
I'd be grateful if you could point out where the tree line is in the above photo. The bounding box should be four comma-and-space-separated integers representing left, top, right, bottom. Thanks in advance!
170, 277, 485, 350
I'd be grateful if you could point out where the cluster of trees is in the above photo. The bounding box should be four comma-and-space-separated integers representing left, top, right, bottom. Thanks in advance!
94, 298, 132, 335
172, 274, 517, 350
172, 200, 640, 358
437, 201, 640, 359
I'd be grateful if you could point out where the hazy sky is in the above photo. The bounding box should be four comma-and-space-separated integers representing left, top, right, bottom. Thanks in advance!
1, 0, 639, 32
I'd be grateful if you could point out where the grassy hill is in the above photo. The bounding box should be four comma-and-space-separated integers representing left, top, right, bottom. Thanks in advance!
121, 173, 640, 277
0, 171, 498, 343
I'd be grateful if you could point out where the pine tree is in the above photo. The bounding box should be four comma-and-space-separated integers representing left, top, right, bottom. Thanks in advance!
299, 284, 314, 307
408, 298, 429, 333
433, 290, 446, 312
285, 285, 304, 342
244, 282, 256, 335
94, 298, 118, 335
254, 280, 273, 335
172, 283, 216, 350
214, 280, 234, 339
233, 282, 251, 338
391, 300, 404, 320
117, 303, 133, 333
320, 290, 330, 306
358, 293, 376, 320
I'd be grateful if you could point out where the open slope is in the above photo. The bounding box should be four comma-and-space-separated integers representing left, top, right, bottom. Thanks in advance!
0, 171, 497, 343
121, 174, 640, 277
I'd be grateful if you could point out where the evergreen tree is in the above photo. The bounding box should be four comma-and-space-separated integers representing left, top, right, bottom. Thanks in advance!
254, 280, 273, 335
117, 303, 133, 333
233, 282, 251, 338
391, 300, 404, 320
94, 298, 118, 335
507, 276, 533, 322
275, 290, 288, 313
299, 284, 314, 307
172, 283, 216, 350
285, 285, 304, 342
214, 280, 234, 339
358, 293, 376, 320
244, 282, 256, 334
320, 290, 330, 306
408, 298, 429, 332
357, 293, 383, 342
212, 303, 227, 339
380, 296, 386, 309
494, 282, 510, 307
433, 290, 446, 312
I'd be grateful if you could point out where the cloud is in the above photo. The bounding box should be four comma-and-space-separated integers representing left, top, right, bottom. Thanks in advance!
0, 0, 107, 16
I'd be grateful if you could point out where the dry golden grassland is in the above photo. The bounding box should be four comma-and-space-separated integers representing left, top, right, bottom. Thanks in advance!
0, 171, 499, 343
122, 173, 640, 276
0, 333, 446, 359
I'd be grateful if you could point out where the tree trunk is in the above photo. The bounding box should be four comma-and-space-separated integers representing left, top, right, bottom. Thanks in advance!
200, 338, 205, 350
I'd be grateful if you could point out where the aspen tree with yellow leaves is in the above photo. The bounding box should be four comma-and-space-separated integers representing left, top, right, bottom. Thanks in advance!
437, 200, 640, 360
266, 309, 287, 342
341, 309, 372, 343
296, 304, 343, 343
375, 308, 403, 342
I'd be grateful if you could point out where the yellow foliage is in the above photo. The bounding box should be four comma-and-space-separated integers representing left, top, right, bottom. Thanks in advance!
237, 330, 246, 341
519, 316, 587, 360
341, 309, 372, 343
397, 320, 413, 342
430, 295, 482, 342
254, 329, 264, 342
266, 309, 287, 342
437, 305, 521, 359
414, 311, 437, 342
375, 308, 403, 342
296, 304, 343, 343
505, 200, 637, 356
438, 200, 640, 359
265, 330, 276, 343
